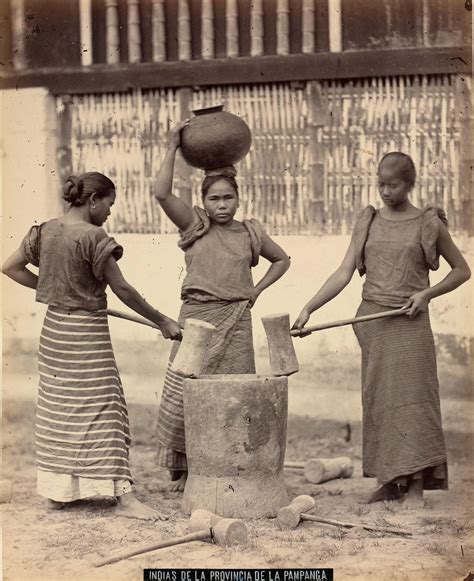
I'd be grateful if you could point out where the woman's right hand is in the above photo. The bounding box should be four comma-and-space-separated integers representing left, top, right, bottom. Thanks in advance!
166, 119, 189, 151
157, 316, 183, 341
291, 308, 311, 332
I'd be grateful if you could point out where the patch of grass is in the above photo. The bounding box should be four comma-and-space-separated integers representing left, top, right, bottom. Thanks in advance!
423, 540, 450, 556
348, 539, 365, 556
418, 516, 472, 538
317, 541, 343, 560
325, 527, 348, 541
352, 504, 371, 517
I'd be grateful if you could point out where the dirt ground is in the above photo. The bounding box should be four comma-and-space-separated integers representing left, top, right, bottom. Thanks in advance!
2, 356, 473, 581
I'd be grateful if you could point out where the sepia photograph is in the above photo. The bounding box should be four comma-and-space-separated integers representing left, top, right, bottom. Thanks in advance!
1, 0, 472, 579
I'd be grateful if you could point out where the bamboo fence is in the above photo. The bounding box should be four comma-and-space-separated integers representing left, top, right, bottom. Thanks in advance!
61, 74, 465, 235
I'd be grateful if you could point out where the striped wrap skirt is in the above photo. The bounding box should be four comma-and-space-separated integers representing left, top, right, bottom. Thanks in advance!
353, 300, 448, 489
36, 306, 133, 502
155, 298, 255, 473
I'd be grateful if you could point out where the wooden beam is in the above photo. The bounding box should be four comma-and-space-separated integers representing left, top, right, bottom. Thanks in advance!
1, 46, 470, 93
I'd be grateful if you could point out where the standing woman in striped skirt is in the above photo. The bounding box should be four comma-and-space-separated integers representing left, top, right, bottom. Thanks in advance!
2, 172, 181, 520
293, 152, 470, 508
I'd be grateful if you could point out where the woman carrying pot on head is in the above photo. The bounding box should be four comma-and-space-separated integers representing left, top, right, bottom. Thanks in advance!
153, 121, 291, 491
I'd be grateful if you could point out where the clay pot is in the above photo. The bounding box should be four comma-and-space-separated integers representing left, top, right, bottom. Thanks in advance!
180, 105, 252, 170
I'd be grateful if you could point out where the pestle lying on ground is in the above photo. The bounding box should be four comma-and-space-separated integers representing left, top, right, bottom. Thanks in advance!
93, 509, 248, 567
285, 457, 354, 484
277, 496, 413, 536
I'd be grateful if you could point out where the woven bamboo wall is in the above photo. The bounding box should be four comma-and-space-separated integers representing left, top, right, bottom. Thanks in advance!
60, 73, 465, 235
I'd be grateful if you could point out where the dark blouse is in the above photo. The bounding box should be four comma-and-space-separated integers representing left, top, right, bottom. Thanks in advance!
20, 219, 123, 310
177, 207, 264, 302
352, 205, 447, 308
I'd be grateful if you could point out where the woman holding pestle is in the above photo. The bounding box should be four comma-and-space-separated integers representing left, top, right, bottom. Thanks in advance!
153, 121, 291, 491
293, 152, 471, 508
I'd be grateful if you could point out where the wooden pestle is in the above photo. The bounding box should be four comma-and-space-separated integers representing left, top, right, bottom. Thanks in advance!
290, 513, 413, 537
277, 495, 316, 529
188, 509, 248, 545
93, 509, 247, 567
261, 313, 299, 376
170, 319, 217, 376
277, 497, 412, 536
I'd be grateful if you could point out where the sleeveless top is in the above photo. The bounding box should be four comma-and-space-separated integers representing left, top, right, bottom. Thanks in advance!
352, 205, 447, 308
178, 207, 264, 301
20, 219, 123, 310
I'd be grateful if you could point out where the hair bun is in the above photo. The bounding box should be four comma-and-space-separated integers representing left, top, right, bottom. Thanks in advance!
63, 176, 85, 205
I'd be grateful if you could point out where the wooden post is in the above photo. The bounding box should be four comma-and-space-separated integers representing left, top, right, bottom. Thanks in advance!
56, 95, 73, 191
301, 0, 315, 53
151, 0, 166, 61
10, 0, 26, 70
276, 0, 289, 55
328, 0, 342, 52
175, 88, 193, 207
178, 0, 192, 60
421, 0, 430, 47
307, 81, 326, 233
201, 0, 214, 59
79, 0, 93, 66
250, 0, 263, 56
226, 0, 239, 57
456, 75, 473, 235
105, 0, 120, 63
127, 0, 142, 62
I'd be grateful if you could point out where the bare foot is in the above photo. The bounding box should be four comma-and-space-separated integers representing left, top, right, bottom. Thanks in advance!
362, 483, 402, 504
46, 499, 66, 510
115, 492, 168, 521
401, 478, 424, 509
167, 472, 187, 492
402, 495, 425, 509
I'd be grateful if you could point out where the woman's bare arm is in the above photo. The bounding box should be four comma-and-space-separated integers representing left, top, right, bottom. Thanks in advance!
405, 221, 471, 317
292, 239, 357, 330
153, 121, 194, 231
103, 257, 182, 340
252, 233, 290, 304
2, 249, 38, 289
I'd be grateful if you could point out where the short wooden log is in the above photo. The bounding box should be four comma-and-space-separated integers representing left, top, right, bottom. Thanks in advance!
304, 457, 353, 484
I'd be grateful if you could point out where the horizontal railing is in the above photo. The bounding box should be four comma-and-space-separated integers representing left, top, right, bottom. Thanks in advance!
3, 0, 470, 82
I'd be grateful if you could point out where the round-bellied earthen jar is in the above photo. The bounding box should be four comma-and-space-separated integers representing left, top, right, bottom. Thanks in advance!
180, 105, 252, 170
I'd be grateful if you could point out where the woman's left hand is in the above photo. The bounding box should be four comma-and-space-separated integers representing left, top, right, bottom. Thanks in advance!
404, 291, 430, 318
